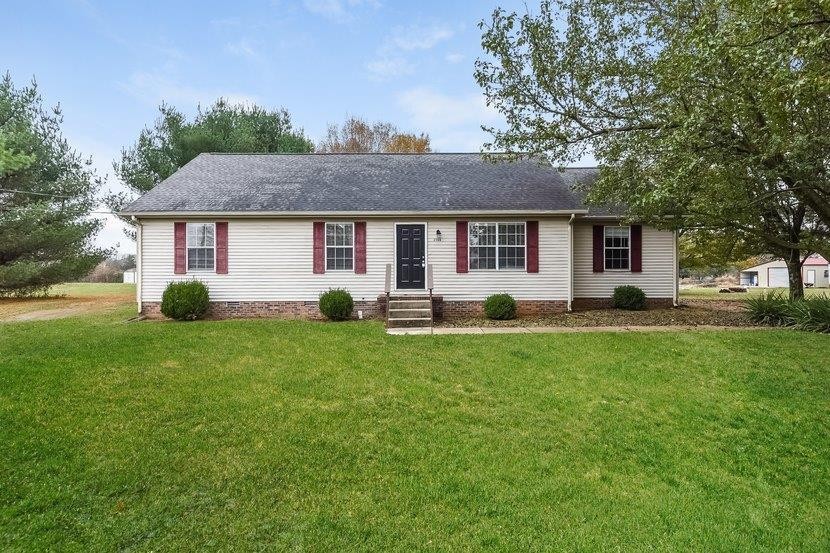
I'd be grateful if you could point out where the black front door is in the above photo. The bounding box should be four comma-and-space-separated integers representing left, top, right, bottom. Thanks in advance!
396, 224, 425, 289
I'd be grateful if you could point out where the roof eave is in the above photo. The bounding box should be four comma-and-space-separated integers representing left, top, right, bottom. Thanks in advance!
121, 209, 592, 218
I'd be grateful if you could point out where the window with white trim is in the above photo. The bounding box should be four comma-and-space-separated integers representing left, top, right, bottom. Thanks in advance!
187, 223, 215, 270
469, 222, 526, 270
326, 222, 353, 270
604, 226, 630, 270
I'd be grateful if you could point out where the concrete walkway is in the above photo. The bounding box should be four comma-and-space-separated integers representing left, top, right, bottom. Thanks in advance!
386, 324, 762, 335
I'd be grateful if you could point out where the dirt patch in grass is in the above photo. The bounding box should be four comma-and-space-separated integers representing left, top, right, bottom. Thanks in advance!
0, 287, 134, 322
438, 302, 752, 328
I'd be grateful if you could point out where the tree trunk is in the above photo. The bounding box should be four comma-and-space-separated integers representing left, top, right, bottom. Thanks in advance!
785, 249, 804, 301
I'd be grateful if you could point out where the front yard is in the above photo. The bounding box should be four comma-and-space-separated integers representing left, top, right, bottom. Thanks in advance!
1, 297, 828, 550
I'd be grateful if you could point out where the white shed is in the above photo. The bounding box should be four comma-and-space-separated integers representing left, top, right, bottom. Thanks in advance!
122, 269, 136, 284
739, 254, 829, 288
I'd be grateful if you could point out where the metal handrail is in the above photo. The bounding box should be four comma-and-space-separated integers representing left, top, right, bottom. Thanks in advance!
426, 263, 434, 332
384, 263, 392, 326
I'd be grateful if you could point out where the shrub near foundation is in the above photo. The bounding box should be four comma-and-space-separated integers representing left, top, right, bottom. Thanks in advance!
160, 280, 210, 321
612, 285, 646, 310
319, 288, 354, 321
484, 293, 517, 320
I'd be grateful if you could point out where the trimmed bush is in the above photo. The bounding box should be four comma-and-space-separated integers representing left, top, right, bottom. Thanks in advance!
745, 291, 788, 326
319, 288, 354, 321
484, 293, 517, 320
160, 280, 210, 321
612, 285, 646, 310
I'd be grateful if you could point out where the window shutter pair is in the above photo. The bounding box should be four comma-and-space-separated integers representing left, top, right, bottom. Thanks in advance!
454, 220, 539, 273
173, 222, 228, 274
312, 221, 366, 274
592, 224, 642, 273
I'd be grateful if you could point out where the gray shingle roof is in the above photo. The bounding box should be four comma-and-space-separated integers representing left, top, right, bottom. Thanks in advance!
122, 153, 600, 214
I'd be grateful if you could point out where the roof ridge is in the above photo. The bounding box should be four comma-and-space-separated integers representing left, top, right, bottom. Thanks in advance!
198, 152, 598, 168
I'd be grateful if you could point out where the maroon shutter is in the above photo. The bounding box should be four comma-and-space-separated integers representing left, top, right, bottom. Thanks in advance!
174, 222, 186, 274
354, 221, 366, 274
313, 221, 325, 274
592, 225, 604, 273
456, 221, 468, 273
631, 224, 642, 272
216, 222, 228, 274
526, 221, 539, 273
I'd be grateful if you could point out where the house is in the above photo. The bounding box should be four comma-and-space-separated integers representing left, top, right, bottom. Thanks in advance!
739, 254, 830, 288
121, 153, 679, 322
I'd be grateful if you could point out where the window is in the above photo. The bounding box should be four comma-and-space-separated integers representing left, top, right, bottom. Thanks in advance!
326, 222, 353, 270
604, 226, 630, 270
825, 270, 829, 278
187, 223, 215, 270
469, 222, 526, 270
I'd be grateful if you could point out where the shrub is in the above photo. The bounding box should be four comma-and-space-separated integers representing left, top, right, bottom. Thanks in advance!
745, 292, 830, 333
160, 280, 210, 321
612, 285, 646, 310
484, 293, 517, 320
783, 295, 830, 333
319, 288, 354, 321
745, 291, 788, 326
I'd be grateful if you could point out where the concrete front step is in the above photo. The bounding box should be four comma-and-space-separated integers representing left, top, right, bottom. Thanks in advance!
386, 295, 433, 329
387, 317, 433, 328
389, 308, 432, 319
388, 300, 431, 310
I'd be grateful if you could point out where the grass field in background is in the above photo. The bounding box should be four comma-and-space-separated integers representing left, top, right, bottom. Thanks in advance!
0, 283, 135, 321
680, 286, 827, 300
1, 305, 827, 550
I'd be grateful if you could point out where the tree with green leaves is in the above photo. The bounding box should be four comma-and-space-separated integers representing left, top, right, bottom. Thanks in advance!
112, 99, 314, 200
476, 0, 829, 299
0, 74, 106, 296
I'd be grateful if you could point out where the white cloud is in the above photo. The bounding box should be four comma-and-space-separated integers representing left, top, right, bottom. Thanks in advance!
119, 71, 259, 109
225, 38, 261, 61
366, 57, 414, 80
397, 87, 502, 152
366, 23, 455, 81
302, 0, 380, 23
389, 24, 454, 51
445, 52, 464, 64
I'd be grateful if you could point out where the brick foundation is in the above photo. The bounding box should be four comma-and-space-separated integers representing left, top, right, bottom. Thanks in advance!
142, 296, 672, 321
141, 299, 384, 320
441, 299, 568, 318
571, 297, 675, 310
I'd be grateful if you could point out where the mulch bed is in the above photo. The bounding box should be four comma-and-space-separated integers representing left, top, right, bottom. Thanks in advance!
437, 302, 753, 328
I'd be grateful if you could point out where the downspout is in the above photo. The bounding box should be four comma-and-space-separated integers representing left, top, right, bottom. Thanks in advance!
673, 230, 679, 307
567, 213, 575, 312
133, 216, 142, 314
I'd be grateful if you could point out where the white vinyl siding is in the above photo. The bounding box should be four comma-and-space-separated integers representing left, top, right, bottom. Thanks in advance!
139, 217, 676, 303
139, 217, 571, 302
573, 222, 675, 298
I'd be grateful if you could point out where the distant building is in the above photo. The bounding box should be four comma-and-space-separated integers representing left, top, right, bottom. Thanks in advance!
122, 269, 136, 284
739, 254, 829, 288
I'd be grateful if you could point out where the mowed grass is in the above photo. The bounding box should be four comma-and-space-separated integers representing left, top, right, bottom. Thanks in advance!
0, 283, 135, 321
1, 307, 829, 550
681, 286, 827, 300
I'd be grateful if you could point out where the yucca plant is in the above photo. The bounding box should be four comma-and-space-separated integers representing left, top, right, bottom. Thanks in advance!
784, 295, 830, 333
745, 291, 788, 326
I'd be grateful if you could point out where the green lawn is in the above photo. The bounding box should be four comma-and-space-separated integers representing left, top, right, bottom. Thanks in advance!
680, 286, 828, 300
1, 306, 828, 550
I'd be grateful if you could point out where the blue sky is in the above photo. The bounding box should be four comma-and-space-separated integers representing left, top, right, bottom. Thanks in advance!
4, 0, 530, 252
